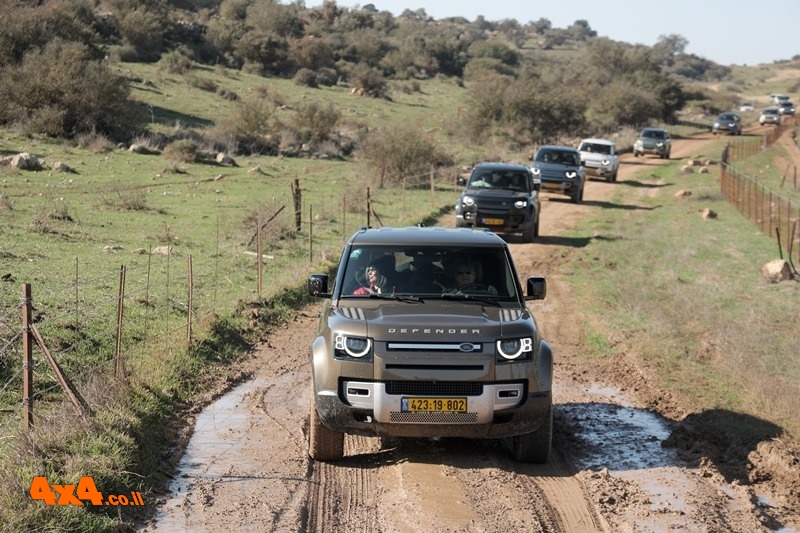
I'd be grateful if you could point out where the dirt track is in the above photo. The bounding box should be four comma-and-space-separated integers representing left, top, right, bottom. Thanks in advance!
140, 131, 800, 532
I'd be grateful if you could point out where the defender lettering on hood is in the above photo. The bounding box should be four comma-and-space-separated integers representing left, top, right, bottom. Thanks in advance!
306, 226, 554, 464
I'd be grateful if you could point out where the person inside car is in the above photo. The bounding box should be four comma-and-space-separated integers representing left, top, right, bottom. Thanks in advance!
443, 258, 497, 295
353, 256, 394, 295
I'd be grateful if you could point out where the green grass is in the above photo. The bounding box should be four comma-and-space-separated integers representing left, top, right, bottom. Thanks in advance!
568, 151, 800, 437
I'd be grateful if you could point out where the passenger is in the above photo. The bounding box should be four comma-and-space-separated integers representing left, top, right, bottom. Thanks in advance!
354, 257, 393, 295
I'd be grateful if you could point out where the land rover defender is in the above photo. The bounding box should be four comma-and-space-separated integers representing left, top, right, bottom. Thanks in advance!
306, 226, 553, 463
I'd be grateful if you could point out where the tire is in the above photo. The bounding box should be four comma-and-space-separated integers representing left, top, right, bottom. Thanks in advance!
308, 388, 344, 462
570, 186, 583, 204
521, 223, 535, 242
533, 213, 540, 237
512, 406, 552, 463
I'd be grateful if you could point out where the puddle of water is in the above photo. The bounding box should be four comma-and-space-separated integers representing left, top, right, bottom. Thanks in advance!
150, 377, 268, 530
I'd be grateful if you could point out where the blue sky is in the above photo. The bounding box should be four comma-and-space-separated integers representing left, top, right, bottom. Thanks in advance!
305, 0, 799, 66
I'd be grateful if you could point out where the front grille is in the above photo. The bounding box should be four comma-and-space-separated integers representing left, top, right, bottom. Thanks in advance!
390, 412, 478, 423
385, 381, 483, 396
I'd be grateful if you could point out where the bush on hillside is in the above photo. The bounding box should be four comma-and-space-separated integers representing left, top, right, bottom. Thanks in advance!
358, 125, 452, 188
0, 41, 145, 140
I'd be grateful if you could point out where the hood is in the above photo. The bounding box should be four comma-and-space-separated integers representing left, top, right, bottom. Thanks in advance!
464, 188, 530, 199
334, 302, 526, 341
579, 151, 611, 164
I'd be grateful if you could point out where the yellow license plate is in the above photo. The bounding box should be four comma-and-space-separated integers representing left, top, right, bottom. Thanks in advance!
482, 217, 504, 225
543, 183, 561, 189
402, 397, 468, 413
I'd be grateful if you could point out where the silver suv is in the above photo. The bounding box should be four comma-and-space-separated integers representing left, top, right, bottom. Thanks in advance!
307, 227, 553, 463
633, 128, 671, 159
759, 107, 782, 126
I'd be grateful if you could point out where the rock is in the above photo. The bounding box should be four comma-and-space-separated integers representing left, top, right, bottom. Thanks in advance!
701, 208, 717, 219
680, 165, 694, 174
151, 246, 177, 256
761, 260, 793, 283
675, 189, 692, 198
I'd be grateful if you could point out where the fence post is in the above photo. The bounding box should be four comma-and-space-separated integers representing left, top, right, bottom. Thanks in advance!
22, 284, 33, 432
309, 205, 313, 263
115, 266, 126, 381
187, 255, 193, 346
257, 218, 263, 300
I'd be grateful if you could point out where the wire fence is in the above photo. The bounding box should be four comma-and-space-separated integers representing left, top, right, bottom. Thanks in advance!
0, 164, 464, 439
720, 118, 800, 271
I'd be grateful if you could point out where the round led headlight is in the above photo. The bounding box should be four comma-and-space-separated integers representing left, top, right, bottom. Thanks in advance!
497, 337, 533, 360
565, 171, 577, 178
334, 334, 372, 358
462, 196, 475, 206
514, 200, 528, 208
531, 167, 541, 175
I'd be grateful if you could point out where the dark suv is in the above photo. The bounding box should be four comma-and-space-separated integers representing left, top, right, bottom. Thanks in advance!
712, 112, 742, 135
307, 226, 553, 463
455, 162, 541, 241
529, 145, 586, 204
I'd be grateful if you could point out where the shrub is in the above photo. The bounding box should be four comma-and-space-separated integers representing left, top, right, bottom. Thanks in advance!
0, 41, 146, 140
293, 68, 318, 87
292, 102, 341, 142
348, 62, 388, 98
358, 124, 452, 188
159, 50, 193, 74
163, 139, 199, 164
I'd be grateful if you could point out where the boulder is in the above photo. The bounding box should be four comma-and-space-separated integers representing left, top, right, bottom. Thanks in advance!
701, 208, 717, 219
675, 189, 692, 198
11, 152, 43, 170
761, 260, 793, 283
680, 165, 694, 174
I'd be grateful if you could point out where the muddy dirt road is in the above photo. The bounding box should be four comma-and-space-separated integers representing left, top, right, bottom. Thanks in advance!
141, 132, 800, 532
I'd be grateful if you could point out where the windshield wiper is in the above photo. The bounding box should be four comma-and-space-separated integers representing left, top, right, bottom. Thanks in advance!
365, 293, 423, 303
439, 293, 501, 307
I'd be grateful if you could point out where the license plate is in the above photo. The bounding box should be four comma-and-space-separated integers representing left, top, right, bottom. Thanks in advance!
401, 397, 467, 413
482, 217, 504, 225
543, 183, 561, 190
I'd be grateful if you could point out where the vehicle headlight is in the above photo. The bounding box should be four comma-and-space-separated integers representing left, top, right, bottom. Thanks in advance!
634, 140, 643, 148
531, 167, 541, 175
497, 337, 533, 360
714, 122, 720, 127
334, 333, 372, 359
514, 199, 528, 209
657, 142, 664, 147
462, 196, 475, 207
565, 171, 577, 179
601, 159, 610, 166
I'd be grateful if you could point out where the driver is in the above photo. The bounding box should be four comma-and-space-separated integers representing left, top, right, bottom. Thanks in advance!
446, 258, 497, 295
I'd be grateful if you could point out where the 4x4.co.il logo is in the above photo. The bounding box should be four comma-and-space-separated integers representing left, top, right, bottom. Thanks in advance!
29, 476, 144, 506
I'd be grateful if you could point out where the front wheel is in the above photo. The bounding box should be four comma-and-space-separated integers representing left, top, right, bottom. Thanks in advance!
512, 406, 552, 463
309, 388, 344, 462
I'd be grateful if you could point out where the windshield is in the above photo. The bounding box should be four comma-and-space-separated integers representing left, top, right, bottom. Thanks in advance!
579, 143, 611, 155
339, 245, 519, 300
642, 130, 666, 139
534, 149, 580, 166
467, 170, 531, 192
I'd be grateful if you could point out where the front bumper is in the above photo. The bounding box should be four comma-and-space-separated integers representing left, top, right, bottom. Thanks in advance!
457, 209, 535, 234
315, 382, 552, 438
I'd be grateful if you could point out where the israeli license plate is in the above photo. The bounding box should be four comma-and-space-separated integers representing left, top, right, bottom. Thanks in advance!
482, 217, 504, 226
401, 397, 467, 413
543, 182, 561, 190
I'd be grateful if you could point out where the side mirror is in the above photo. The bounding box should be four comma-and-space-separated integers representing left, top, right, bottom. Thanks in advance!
307, 274, 330, 297
525, 276, 546, 300
457, 176, 467, 186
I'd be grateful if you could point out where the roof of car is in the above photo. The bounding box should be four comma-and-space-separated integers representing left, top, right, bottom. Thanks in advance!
641, 127, 668, 133
537, 144, 579, 152
471, 162, 531, 171
347, 226, 508, 247
580, 138, 615, 146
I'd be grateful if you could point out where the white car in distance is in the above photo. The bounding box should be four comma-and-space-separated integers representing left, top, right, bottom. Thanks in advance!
578, 138, 620, 182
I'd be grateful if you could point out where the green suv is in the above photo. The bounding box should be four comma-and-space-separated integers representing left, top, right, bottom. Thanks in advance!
307, 226, 553, 463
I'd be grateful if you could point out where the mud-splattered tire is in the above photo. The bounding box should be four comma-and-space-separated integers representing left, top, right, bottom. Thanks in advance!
512, 406, 552, 463
309, 389, 344, 462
